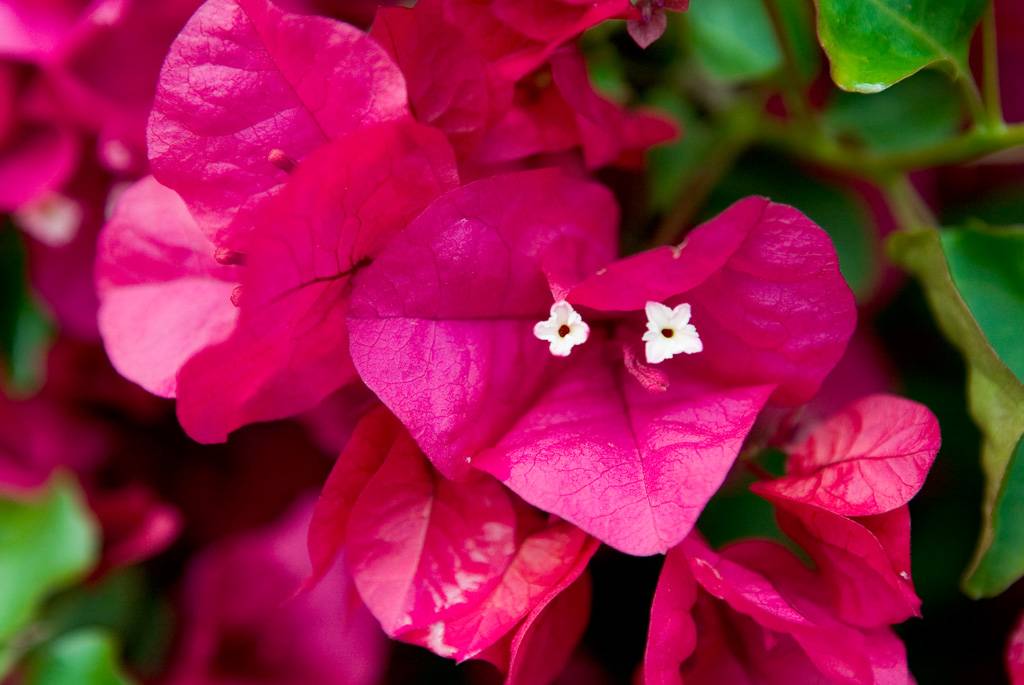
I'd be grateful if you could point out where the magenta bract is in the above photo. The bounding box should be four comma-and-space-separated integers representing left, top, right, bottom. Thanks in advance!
148, 0, 408, 249
173, 120, 456, 442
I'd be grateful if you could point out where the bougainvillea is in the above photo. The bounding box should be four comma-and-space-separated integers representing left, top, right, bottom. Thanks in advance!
2, 0, 1023, 683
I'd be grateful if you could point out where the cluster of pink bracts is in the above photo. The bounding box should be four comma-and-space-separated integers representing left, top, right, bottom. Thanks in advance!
0, 1, 983, 683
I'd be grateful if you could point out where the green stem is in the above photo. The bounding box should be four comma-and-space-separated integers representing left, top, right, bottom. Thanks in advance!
757, 120, 1024, 177
982, 1, 1005, 128
959, 68, 991, 130
885, 175, 936, 233
763, 0, 814, 128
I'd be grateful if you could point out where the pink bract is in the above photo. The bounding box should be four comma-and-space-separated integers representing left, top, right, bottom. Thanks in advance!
371, 0, 511, 158
348, 167, 619, 478
308, 407, 597, 667
750, 393, 941, 627
350, 188, 853, 555
569, 197, 857, 406
174, 120, 457, 443
644, 536, 912, 685
96, 175, 240, 399
442, 0, 630, 81
1009, 612, 1024, 685
148, 0, 408, 249
167, 498, 387, 685
757, 394, 940, 517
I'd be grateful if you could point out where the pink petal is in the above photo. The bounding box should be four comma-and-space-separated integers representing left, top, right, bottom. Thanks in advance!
148, 0, 408, 249
306, 405, 398, 589
761, 394, 940, 516
683, 537, 877, 684
167, 498, 387, 685
443, 0, 628, 80
96, 175, 240, 398
344, 427, 518, 638
1009, 612, 1024, 685
371, 0, 512, 157
643, 544, 699, 685
348, 168, 617, 477
504, 572, 593, 685
549, 46, 677, 169
45, 0, 202, 166
570, 197, 857, 405
401, 520, 597, 661
0, 124, 78, 210
764, 496, 921, 628
476, 347, 773, 555
0, 0, 84, 60
90, 484, 182, 575
175, 121, 457, 442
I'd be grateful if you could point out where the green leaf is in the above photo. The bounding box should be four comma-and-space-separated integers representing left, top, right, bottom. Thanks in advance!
0, 227, 53, 395
815, 0, 987, 93
23, 629, 133, 685
824, 69, 964, 153
43, 570, 176, 677
646, 89, 715, 214
888, 228, 1024, 597
940, 226, 1024, 383
0, 476, 99, 644
687, 0, 781, 82
686, 0, 819, 84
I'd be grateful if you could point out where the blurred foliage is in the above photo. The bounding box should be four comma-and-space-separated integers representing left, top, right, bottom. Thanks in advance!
0, 477, 98, 645
22, 629, 133, 685
0, 226, 53, 395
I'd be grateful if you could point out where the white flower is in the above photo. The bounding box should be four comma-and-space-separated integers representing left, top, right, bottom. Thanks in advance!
533, 300, 589, 357
642, 301, 702, 364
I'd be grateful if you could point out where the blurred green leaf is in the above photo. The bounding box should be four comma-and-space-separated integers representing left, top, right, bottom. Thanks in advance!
0, 227, 53, 395
706, 151, 881, 299
686, 0, 818, 84
0, 476, 99, 645
687, 0, 781, 82
646, 89, 715, 213
888, 228, 1024, 597
815, 0, 987, 93
44, 570, 175, 677
824, 70, 964, 153
699, 478, 786, 547
23, 629, 133, 685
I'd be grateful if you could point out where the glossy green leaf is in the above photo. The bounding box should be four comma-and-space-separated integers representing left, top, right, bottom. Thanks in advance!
888, 228, 1024, 597
940, 226, 1024, 383
815, 0, 987, 93
23, 630, 133, 685
0, 476, 99, 644
825, 69, 964, 153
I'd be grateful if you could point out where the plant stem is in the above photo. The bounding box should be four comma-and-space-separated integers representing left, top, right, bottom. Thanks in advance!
764, 0, 814, 128
959, 69, 991, 130
757, 120, 1024, 177
982, 1, 1005, 129
885, 175, 936, 233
